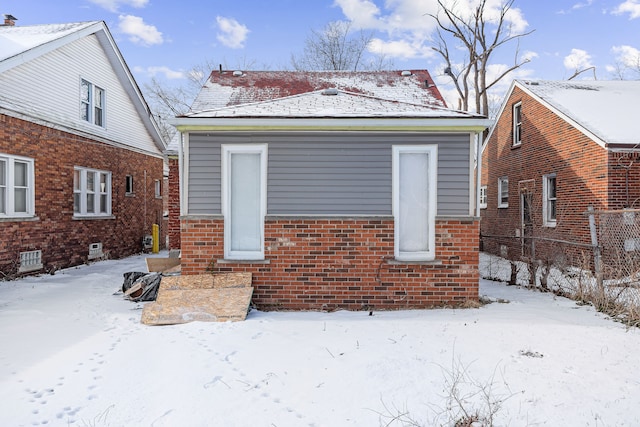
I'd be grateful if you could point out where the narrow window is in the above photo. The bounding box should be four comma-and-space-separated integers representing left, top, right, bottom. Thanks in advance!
543, 174, 557, 227
80, 79, 105, 128
74, 167, 111, 217
479, 185, 487, 209
0, 154, 35, 217
99, 172, 109, 214
513, 102, 522, 146
125, 175, 134, 194
94, 86, 105, 127
498, 177, 509, 208
393, 145, 437, 262
222, 144, 267, 260
154, 179, 161, 198
80, 79, 91, 122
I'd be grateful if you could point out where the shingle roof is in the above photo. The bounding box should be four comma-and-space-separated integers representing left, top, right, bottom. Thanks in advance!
185, 88, 471, 119
189, 69, 448, 114
516, 80, 640, 147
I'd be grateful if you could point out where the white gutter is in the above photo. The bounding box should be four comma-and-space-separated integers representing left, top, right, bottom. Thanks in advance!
169, 117, 493, 131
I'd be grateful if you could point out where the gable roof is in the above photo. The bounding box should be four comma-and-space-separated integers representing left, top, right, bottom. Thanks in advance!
489, 80, 640, 149
189, 70, 448, 112
0, 21, 165, 153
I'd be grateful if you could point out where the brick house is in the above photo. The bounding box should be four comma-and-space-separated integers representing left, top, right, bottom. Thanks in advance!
169, 70, 491, 310
480, 80, 640, 265
0, 19, 166, 276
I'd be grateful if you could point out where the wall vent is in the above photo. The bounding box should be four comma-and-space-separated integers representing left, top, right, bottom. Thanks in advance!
142, 235, 153, 250
88, 242, 103, 260
19, 250, 43, 273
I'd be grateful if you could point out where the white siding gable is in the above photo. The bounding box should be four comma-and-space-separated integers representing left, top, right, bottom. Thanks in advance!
0, 32, 162, 157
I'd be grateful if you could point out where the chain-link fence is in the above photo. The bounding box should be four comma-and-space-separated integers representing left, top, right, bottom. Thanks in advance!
597, 208, 640, 283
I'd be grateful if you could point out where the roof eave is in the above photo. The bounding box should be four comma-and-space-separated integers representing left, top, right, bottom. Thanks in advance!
170, 117, 492, 133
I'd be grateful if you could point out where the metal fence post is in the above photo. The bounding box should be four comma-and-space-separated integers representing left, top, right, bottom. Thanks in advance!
587, 206, 603, 293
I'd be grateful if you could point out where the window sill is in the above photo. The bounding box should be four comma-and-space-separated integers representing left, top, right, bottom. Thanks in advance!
544, 222, 557, 228
0, 215, 39, 222
216, 259, 271, 265
498, 205, 509, 209
387, 258, 440, 266
511, 143, 521, 149
73, 215, 115, 220
126, 192, 136, 198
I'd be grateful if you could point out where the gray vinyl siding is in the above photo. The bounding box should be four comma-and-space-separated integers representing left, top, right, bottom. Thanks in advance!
186, 132, 471, 216
187, 136, 222, 214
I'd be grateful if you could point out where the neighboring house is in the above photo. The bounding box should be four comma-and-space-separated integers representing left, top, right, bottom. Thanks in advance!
169, 70, 491, 310
480, 80, 640, 265
0, 17, 166, 276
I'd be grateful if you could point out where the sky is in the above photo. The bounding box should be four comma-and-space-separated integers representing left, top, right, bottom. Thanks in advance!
2, 0, 640, 109
1, 251, 640, 426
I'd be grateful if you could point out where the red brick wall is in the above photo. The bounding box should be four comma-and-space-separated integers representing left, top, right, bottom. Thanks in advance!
180, 216, 479, 310
481, 85, 609, 261
0, 114, 165, 276
167, 155, 181, 250
608, 151, 640, 209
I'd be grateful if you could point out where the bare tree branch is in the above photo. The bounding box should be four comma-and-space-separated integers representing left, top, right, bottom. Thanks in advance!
428, 0, 535, 116
291, 21, 392, 71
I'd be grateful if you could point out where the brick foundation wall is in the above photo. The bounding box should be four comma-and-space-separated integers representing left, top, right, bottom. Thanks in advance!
0, 114, 165, 276
167, 156, 181, 250
180, 216, 479, 311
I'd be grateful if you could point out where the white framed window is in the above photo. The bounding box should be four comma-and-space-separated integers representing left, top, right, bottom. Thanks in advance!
479, 185, 487, 209
0, 154, 35, 218
125, 175, 134, 194
222, 144, 267, 260
498, 177, 509, 208
543, 174, 557, 227
513, 102, 522, 146
74, 167, 111, 217
393, 145, 437, 262
155, 179, 161, 198
80, 79, 105, 127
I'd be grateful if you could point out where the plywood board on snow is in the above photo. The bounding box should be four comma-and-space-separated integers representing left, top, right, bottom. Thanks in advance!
146, 257, 181, 272
141, 287, 253, 325
160, 272, 252, 290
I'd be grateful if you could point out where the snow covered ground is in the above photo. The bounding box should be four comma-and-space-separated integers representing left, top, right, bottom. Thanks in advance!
1, 252, 639, 427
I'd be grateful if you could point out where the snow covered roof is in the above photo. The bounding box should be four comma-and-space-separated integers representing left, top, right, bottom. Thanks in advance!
184, 89, 474, 119
0, 21, 97, 63
516, 80, 640, 147
189, 69, 448, 113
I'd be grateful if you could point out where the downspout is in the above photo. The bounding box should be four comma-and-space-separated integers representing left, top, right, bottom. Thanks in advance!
475, 132, 482, 218
179, 132, 186, 216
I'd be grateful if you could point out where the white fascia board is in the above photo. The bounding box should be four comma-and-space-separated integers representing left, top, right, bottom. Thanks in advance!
169, 117, 493, 132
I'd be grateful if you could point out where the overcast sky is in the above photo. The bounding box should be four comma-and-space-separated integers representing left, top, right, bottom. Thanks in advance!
3, 0, 640, 109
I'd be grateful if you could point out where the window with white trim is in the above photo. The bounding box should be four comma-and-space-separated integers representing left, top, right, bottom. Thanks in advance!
80, 79, 105, 127
74, 167, 111, 217
393, 145, 437, 262
125, 175, 134, 195
222, 144, 267, 260
513, 102, 522, 146
498, 177, 509, 208
543, 174, 557, 227
479, 185, 487, 209
154, 179, 161, 198
0, 154, 35, 218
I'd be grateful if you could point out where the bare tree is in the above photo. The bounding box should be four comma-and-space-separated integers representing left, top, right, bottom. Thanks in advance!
143, 58, 266, 143
429, 0, 534, 116
291, 21, 392, 71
